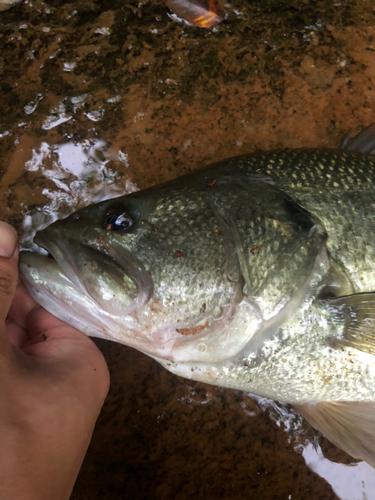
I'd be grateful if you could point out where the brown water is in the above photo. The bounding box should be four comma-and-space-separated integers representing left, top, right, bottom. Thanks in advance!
1, 0, 375, 498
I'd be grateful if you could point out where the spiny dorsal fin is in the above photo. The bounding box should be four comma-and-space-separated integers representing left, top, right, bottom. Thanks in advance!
294, 402, 375, 468
321, 293, 375, 355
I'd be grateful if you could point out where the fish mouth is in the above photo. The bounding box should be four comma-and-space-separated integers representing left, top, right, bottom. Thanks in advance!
33, 232, 88, 299
19, 229, 154, 341
35, 230, 153, 317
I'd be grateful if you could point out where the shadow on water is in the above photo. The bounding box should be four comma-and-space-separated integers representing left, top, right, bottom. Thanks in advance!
1, 0, 375, 497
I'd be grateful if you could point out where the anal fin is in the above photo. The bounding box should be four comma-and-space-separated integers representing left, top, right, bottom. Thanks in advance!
294, 402, 375, 468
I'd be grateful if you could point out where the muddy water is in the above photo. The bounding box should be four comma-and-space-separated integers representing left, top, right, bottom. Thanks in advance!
1, 0, 375, 498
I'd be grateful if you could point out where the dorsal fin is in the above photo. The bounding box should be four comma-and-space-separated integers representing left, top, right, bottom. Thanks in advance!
340, 123, 375, 154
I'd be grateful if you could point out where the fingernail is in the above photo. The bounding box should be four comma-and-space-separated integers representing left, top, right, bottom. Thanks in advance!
0, 221, 18, 258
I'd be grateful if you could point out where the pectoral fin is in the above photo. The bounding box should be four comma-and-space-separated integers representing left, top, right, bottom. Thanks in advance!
294, 402, 375, 468
321, 293, 375, 355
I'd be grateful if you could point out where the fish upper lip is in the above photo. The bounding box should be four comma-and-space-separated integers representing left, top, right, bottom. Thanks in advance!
33, 230, 154, 316
33, 230, 88, 294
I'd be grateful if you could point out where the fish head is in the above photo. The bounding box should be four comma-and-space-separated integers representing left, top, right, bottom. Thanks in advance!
20, 171, 327, 364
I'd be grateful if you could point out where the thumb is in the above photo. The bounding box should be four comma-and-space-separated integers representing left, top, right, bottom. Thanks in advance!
0, 221, 19, 324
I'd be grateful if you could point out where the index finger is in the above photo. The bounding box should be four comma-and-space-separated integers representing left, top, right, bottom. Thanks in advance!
8, 283, 40, 329
8, 282, 68, 335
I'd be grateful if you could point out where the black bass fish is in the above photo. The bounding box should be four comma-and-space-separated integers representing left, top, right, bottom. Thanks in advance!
20, 124, 375, 467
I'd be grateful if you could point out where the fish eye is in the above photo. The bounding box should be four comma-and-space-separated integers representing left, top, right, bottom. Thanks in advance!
104, 208, 135, 231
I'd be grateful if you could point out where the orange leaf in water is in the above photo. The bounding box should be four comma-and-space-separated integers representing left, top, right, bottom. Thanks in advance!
164, 0, 223, 28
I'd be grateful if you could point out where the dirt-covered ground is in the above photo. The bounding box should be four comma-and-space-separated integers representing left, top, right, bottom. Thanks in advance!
1, 0, 375, 498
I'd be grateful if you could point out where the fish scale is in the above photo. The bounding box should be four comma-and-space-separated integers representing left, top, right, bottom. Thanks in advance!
208, 150, 375, 292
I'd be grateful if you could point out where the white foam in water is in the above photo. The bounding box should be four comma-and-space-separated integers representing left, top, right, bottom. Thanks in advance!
251, 396, 375, 499
22, 139, 138, 250
42, 103, 73, 130
303, 443, 375, 500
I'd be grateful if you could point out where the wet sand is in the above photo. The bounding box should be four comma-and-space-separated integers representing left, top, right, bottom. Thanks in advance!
1, 0, 375, 498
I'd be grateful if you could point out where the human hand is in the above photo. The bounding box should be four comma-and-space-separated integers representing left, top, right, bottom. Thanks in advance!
0, 221, 110, 500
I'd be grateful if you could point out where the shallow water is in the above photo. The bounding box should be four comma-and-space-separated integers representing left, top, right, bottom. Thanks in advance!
1, 0, 375, 498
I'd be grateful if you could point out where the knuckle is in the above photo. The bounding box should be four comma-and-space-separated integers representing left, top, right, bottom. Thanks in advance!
0, 268, 16, 297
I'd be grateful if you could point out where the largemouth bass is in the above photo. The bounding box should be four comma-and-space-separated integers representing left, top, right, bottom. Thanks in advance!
20, 124, 375, 467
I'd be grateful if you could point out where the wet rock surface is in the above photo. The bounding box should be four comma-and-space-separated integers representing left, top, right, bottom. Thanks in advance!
1, 0, 375, 498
